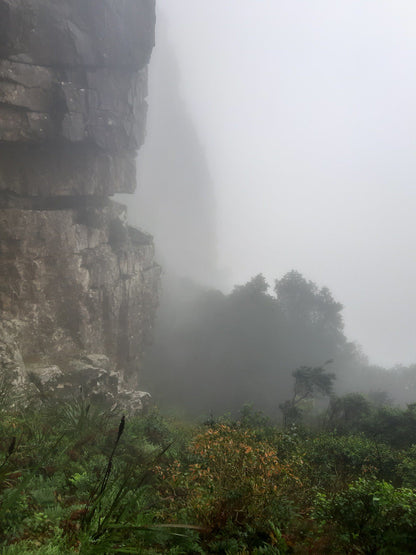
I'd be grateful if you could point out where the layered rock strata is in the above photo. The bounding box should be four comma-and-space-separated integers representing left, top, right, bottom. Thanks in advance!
0, 0, 159, 407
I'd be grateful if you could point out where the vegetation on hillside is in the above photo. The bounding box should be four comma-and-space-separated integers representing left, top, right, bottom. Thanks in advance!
145, 271, 416, 415
2, 386, 416, 554
2, 272, 416, 553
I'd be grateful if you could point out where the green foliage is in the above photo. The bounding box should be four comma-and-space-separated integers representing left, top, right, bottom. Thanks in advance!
327, 397, 416, 449
0, 400, 199, 553
362, 404, 416, 449
238, 403, 278, 443
301, 433, 399, 489
155, 424, 295, 552
396, 445, 416, 489
313, 478, 416, 553
3, 397, 416, 553
326, 392, 372, 432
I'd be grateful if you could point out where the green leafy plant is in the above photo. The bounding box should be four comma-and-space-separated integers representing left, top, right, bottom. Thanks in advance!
313, 477, 416, 553
156, 424, 297, 551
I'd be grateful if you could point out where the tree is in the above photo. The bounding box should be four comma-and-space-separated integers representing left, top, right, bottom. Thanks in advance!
274, 271, 353, 373
326, 393, 372, 432
275, 270, 343, 333
145, 271, 359, 416
280, 362, 335, 426
232, 274, 270, 297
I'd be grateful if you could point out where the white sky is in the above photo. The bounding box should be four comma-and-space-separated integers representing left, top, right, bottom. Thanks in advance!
156, 0, 416, 367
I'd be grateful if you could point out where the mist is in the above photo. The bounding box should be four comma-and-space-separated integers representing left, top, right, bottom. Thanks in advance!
119, 1, 416, 414
129, 0, 416, 369
4, 2, 416, 549
120, 15, 218, 287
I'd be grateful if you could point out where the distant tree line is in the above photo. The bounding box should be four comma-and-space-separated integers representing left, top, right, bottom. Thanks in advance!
142, 270, 369, 415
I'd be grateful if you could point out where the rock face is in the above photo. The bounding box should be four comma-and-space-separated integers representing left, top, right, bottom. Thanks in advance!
0, 0, 159, 408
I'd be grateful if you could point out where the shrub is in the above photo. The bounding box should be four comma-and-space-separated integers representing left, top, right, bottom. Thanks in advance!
156, 424, 298, 551
313, 477, 416, 553
301, 433, 398, 489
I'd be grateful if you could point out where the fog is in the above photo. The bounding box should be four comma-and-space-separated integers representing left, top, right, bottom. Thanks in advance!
127, 1, 416, 372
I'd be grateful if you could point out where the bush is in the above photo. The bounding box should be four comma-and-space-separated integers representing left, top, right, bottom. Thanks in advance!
156, 424, 297, 551
313, 477, 416, 553
301, 433, 399, 489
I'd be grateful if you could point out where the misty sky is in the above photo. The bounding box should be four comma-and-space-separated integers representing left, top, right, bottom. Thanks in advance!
148, 1, 416, 367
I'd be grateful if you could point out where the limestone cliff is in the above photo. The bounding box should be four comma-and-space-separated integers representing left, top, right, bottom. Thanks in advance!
0, 0, 160, 407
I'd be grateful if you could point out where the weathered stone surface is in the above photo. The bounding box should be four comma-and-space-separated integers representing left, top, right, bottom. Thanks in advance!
0, 1, 154, 196
0, 60, 148, 154
0, 0, 155, 69
12, 353, 152, 413
26, 363, 63, 388
0, 0, 159, 407
0, 61, 54, 112
0, 202, 160, 377
0, 144, 136, 197
0, 318, 26, 385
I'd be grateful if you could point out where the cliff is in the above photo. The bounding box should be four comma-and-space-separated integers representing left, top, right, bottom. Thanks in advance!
131, 18, 218, 286
0, 0, 160, 408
